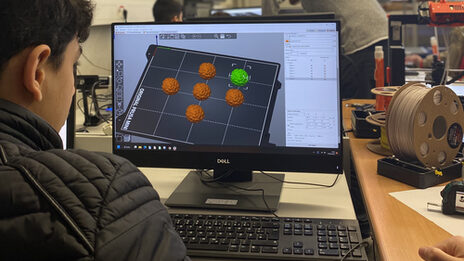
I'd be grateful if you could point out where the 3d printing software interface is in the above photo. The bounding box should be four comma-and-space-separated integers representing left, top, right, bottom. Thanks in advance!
113, 22, 340, 151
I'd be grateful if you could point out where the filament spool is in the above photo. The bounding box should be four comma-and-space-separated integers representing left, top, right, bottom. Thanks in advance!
371, 86, 400, 111
386, 83, 464, 168
366, 112, 392, 156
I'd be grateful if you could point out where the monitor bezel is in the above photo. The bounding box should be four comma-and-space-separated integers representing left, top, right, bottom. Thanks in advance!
111, 20, 343, 174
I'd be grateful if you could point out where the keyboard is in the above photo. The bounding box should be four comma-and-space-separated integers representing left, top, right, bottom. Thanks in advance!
171, 213, 368, 260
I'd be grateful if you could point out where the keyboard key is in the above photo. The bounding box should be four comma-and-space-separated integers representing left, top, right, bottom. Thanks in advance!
327, 225, 337, 231
348, 226, 357, 231
251, 246, 260, 253
252, 240, 278, 247
229, 245, 238, 252
318, 242, 328, 249
293, 248, 303, 255
241, 240, 251, 246
340, 243, 350, 250
349, 232, 360, 243
187, 244, 228, 251
329, 243, 339, 249
282, 247, 292, 254
341, 250, 351, 257
319, 249, 340, 256
304, 248, 315, 255
337, 225, 347, 231
239, 245, 250, 252
262, 246, 278, 254
304, 230, 313, 236
293, 241, 303, 248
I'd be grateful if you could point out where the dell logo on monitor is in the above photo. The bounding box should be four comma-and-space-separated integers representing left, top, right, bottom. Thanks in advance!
217, 158, 230, 164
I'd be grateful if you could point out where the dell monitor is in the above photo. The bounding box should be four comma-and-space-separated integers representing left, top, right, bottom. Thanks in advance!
112, 20, 342, 211
185, 12, 335, 22
210, 7, 262, 16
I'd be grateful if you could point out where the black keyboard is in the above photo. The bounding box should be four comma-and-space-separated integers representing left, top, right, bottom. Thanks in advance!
170, 213, 368, 260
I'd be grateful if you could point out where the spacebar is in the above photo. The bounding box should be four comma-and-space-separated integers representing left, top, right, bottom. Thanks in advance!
187, 244, 229, 251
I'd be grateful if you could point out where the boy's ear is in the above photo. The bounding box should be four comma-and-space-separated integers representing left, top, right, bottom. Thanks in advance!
23, 45, 51, 102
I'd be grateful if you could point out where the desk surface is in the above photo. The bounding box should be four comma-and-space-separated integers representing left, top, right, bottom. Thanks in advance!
344, 99, 453, 261
141, 168, 357, 220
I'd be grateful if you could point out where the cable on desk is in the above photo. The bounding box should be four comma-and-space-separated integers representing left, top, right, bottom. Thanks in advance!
196, 169, 278, 218
259, 171, 341, 188
340, 240, 370, 261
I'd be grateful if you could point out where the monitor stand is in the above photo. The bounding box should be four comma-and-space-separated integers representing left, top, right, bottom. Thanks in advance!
165, 170, 284, 212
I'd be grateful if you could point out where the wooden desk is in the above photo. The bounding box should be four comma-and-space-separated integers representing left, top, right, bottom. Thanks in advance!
344, 99, 453, 261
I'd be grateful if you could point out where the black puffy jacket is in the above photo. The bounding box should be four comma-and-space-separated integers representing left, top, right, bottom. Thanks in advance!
0, 99, 190, 261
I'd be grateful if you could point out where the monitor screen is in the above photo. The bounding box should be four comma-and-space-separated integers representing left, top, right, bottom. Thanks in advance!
210, 7, 262, 16
112, 20, 341, 175
186, 12, 335, 22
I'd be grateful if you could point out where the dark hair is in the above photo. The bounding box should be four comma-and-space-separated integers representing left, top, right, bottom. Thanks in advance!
0, 0, 93, 72
152, 0, 183, 22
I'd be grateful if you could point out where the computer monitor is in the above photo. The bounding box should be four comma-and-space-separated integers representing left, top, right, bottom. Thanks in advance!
112, 20, 342, 211
210, 7, 262, 16
59, 97, 75, 149
186, 12, 335, 22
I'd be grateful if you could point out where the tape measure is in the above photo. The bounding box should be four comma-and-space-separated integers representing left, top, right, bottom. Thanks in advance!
441, 180, 464, 215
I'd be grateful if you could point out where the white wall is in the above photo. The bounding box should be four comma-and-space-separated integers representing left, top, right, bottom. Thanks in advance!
78, 25, 112, 77
92, 0, 154, 25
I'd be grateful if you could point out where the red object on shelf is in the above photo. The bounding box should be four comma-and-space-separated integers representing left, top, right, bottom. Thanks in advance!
428, 1, 464, 26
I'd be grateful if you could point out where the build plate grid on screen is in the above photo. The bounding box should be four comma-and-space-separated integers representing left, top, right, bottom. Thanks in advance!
119, 45, 281, 146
